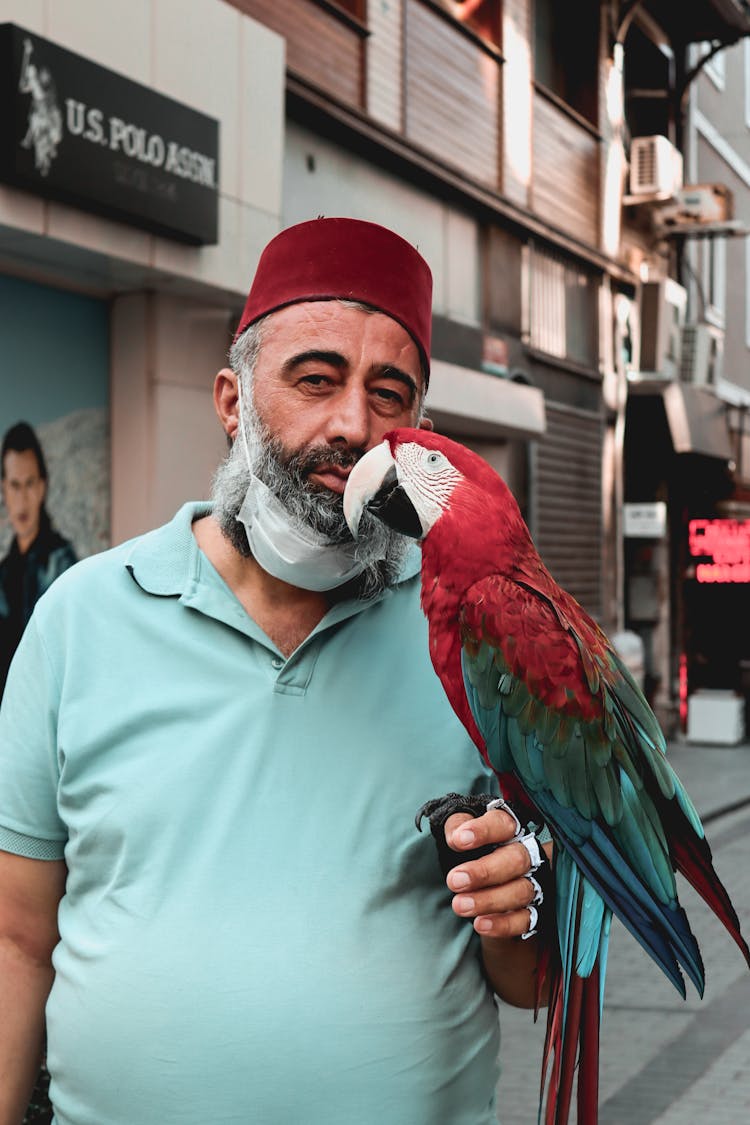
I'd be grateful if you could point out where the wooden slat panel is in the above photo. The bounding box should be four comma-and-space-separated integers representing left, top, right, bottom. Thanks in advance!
230, 0, 363, 107
367, 0, 402, 131
532, 92, 599, 247
405, 0, 499, 188
534, 405, 603, 620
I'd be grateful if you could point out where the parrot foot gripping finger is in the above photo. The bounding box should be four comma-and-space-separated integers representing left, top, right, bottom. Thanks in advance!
416, 793, 554, 940
416, 793, 500, 879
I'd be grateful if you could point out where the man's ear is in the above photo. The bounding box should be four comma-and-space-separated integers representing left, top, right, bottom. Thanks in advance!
418, 414, 434, 432
214, 368, 240, 440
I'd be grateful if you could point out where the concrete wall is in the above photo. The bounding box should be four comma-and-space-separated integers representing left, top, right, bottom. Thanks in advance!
282, 122, 481, 328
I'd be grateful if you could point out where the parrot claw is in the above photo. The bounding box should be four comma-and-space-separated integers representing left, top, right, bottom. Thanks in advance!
415, 792, 505, 880
414, 792, 497, 833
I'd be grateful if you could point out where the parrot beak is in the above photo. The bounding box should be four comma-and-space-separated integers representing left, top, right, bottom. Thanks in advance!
344, 441, 424, 540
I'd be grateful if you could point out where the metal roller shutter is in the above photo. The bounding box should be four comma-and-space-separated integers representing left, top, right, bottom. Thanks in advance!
533, 402, 603, 620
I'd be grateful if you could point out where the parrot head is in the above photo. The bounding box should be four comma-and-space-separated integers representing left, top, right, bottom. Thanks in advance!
343, 428, 524, 548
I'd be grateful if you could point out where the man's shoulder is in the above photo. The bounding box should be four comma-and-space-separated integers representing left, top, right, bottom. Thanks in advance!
34, 503, 205, 613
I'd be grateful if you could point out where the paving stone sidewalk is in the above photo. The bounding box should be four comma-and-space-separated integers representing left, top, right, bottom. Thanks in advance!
495, 738, 750, 1125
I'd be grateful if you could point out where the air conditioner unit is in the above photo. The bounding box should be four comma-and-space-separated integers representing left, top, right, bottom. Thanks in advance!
630, 136, 684, 198
680, 322, 724, 386
657, 183, 734, 231
638, 278, 687, 378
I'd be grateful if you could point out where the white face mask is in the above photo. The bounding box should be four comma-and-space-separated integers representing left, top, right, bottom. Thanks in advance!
234, 379, 366, 592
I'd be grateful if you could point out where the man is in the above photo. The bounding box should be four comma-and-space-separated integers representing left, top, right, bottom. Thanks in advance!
0, 219, 551, 1124
0, 422, 76, 698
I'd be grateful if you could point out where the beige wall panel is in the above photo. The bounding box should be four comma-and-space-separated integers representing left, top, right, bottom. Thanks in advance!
151, 382, 226, 523
153, 0, 242, 200
110, 293, 153, 545
367, 0, 403, 132
46, 0, 152, 84
444, 209, 479, 326
0, 0, 44, 31
532, 93, 599, 247
149, 194, 243, 290
282, 123, 451, 315
0, 184, 45, 236
239, 20, 286, 216
47, 200, 152, 265
152, 295, 232, 392
149, 196, 278, 298
111, 291, 231, 541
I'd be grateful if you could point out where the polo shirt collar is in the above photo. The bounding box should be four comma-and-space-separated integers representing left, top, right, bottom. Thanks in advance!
125, 502, 210, 597
125, 501, 422, 601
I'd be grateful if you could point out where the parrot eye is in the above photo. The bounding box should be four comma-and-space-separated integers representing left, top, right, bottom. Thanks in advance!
424, 451, 447, 472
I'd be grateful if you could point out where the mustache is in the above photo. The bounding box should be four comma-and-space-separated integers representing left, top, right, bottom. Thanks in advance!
281, 443, 361, 480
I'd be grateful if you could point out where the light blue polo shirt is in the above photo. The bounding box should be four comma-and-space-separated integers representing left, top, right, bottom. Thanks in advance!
0, 503, 500, 1125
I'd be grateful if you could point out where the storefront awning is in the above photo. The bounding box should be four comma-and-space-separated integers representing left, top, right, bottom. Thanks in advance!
425, 360, 546, 442
629, 379, 732, 458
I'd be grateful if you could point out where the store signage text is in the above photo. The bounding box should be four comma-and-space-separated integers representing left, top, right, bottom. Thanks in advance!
688, 518, 750, 584
64, 101, 216, 186
0, 24, 219, 244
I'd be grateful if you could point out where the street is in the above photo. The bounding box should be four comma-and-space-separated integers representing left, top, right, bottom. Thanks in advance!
495, 740, 750, 1124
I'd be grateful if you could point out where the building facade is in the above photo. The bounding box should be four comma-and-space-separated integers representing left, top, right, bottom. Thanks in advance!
1, 0, 748, 732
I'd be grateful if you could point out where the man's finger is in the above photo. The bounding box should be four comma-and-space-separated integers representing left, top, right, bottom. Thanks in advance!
445, 807, 519, 850
472, 908, 537, 939
446, 841, 531, 891
451, 875, 536, 920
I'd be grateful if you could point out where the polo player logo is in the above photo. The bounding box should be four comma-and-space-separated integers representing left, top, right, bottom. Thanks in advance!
18, 38, 63, 177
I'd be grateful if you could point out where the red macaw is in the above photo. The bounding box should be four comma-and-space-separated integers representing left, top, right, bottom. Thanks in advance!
343, 428, 750, 1125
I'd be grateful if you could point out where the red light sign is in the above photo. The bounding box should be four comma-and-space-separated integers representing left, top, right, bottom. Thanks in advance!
688, 519, 750, 583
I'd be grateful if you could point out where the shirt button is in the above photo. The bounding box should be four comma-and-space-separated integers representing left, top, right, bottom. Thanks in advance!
271, 656, 284, 670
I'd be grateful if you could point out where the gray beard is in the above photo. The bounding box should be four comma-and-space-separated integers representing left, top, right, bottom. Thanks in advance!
210, 408, 411, 599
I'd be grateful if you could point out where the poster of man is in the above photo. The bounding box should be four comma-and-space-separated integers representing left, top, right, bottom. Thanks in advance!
0, 422, 77, 696
0, 275, 109, 706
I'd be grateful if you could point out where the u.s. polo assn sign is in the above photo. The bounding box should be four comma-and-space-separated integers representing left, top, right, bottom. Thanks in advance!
0, 24, 219, 244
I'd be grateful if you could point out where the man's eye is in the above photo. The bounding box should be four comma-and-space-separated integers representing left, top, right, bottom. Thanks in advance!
300, 374, 332, 387
373, 387, 406, 406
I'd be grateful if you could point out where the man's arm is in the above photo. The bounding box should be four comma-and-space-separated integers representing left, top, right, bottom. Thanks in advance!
443, 810, 553, 1009
0, 851, 66, 1125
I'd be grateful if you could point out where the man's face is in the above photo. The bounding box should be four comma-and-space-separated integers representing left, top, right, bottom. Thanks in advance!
2, 448, 46, 552
250, 301, 425, 487
211, 301, 427, 587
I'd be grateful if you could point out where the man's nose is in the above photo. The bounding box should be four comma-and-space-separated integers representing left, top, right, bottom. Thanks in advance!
324, 385, 370, 450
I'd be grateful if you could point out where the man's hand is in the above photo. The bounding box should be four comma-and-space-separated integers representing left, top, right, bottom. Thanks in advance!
444, 807, 539, 938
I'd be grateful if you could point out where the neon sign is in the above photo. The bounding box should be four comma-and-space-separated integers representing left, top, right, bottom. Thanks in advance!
688, 519, 750, 584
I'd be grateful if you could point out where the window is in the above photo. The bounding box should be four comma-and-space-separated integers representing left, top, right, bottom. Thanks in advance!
534, 0, 600, 125
450, 0, 501, 50
524, 242, 599, 369
623, 20, 674, 142
486, 226, 523, 336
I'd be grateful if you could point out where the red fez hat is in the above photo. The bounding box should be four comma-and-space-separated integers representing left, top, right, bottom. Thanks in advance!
233, 218, 433, 376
